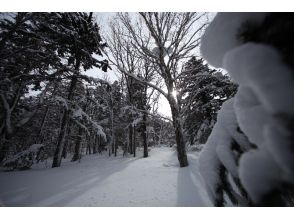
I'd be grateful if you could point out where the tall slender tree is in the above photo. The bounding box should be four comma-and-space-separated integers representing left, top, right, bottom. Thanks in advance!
111, 12, 208, 167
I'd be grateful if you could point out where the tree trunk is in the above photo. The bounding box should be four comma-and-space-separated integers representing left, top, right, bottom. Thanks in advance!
98, 135, 102, 154
52, 60, 79, 168
72, 97, 87, 161
168, 95, 188, 167
128, 124, 133, 154
112, 144, 115, 154
93, 135, 97, 154
0, 96, 13, 163
0, 135, 9, 163
110, 105, 115, 155
133, 125, 136, 157
36, 105, 50, 143
62, 140, 68, 159
158, 122, 163, 145
142, 113, 148, 158
71, 127, 83, 162
87, 136, 92, 155
52, 109, 70, 168
114, 138, 117, 157
108, 138, 111, 157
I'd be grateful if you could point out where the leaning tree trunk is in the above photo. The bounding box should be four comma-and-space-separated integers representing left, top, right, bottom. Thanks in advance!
52, 108, 70, 168
52, 62, 79, 168
142, 112, 148, 158
36, 105, 50, 144
168, 94, 188, 167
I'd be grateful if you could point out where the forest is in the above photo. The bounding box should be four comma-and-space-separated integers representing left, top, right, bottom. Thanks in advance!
0, 12, 294, 207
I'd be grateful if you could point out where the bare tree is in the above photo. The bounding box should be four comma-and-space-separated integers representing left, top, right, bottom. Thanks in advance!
106, 18, 162, 158
108, 12, 208, 167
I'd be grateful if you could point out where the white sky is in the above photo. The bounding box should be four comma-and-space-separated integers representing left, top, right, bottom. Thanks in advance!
86, 12, 213, 118
85, 13, 172, 116
26, 12, 211, 118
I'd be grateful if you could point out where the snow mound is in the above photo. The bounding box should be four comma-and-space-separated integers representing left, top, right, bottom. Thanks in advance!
199, 12, 294, 204
224, 43, 294, 115
200, 13, 267, 68
239, 149, 282, 202
2, 144, 44, 170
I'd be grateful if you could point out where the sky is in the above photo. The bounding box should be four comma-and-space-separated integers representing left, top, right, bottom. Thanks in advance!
84, 12, 173, 117
84, 68, 173, 118
84, 12, 214, 118
25, 13, 173, 117
26, 12, 213, 118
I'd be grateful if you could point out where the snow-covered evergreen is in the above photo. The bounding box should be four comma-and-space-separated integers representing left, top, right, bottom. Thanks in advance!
178, 56, 237, 145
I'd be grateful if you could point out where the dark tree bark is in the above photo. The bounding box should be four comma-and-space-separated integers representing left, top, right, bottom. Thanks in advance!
142, 113, 148, 158
0, 86, 23, 162
87, 135, 92, 155
114, 138, 117, 157
52, 59, 80, 168
71, 95, 87, 162
0, 137, 9, 163
168, 94, 188, 167
36, 105, 50, 143
52, 108, 70, 168
62, 140, 68, 159
71, 127, 83, 162
93, 135, 98, 154
133, 125, 136, 157
128, 124, 133, 154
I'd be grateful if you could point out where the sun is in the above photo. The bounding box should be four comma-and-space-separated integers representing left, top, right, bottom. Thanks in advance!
172, 90, 178, 98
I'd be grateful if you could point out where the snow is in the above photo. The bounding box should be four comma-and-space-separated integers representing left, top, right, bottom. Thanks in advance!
216, 136, 238, 178
200, 13, 267, 68
54, 96, 68, 110
217, 98, 251, 152
198, 121, 221, 202
198, 99, 239, 202
0, 147, 211, 207
132, 116, 142, 126
224, 43, 294, 115
72, 107, 106, 141
233, 86, 270, 147
28, 144, 44, 152
265, 123, 294, 180
2, 144, 44, 167
72, 108, 83, 119
92, 122, 107, 141
186, 144, 204, 152
200, 13, 294, 203
224, 43, 294, 201
239, 149, 282, 202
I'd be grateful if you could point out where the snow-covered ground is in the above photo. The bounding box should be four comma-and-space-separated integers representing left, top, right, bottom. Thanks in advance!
0, 147, 211, 207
